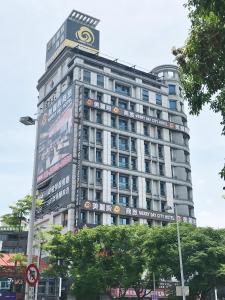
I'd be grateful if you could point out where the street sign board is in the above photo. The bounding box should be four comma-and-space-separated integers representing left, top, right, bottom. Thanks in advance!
176, 286, 189, 296
25, 264, 40, 286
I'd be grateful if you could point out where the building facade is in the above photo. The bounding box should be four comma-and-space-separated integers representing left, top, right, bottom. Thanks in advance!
34, 10, 195, 233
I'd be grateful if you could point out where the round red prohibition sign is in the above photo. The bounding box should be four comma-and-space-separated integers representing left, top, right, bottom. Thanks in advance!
25, 263, 40, 286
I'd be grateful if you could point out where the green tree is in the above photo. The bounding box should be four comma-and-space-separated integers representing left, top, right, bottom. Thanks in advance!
45, 224, 225, 299
10, 253, 27, 292
45, 225, 154, 300
1, 195, 42, 231
172, 0, 225, 179
145, 224, 225, 299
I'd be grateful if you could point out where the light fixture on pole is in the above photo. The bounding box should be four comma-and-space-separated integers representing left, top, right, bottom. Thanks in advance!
20, 115, 38, 300
164, 204, 186, 300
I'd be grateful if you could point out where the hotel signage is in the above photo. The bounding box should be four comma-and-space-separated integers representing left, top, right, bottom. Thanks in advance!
81, 200, 196, 225
84, 99, 189, 135
46, 19, 99, 67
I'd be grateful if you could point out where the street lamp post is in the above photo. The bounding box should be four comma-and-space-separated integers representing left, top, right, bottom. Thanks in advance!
174, 204, 186, 300
165, 204, 186, 300
20, 116, 38, 300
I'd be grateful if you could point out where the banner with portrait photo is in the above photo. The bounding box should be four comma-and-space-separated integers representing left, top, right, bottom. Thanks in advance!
36, 85, 74, 184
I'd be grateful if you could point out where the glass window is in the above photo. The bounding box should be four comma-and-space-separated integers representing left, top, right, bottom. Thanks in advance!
83, 146, 88, 160
119, 136, 129, 151
111, 152, 117, 166
131, 157, 136, 170
80, 211, 87, 223
130, 120, 136, 132
145, 160, 151, 173
96, 111, 102, 124
132, 176, 137, 191
143, 106, 148, 115
131, 138, 136, 152
82, 167, 88, 182
119, 195, 129, 207
169, 99, 177, 110
144, 142, 150, 155
119, 155, 129, 168
119, 118, 128, 130
157, 128, 162, 139
156, 94, 162, 105
84, 107, 89, 120
160, 182, 166, 196
150, 108, 155, 117
146, 198, 152, 210
156, 110, 162, 119
97, 92, 103, 101
111, 115, 117, 128
142, 89, 149, 101
81, 188, 87, 200
83, 70, 91, 83
119, 217, 130, 225
159, 163, 164, 176
115, 83, 130, 96
96, 169, 102, 184
96, 149, 102, 162
119, 174, 129, 189
168, 84, 176, 95
95, 213, 101, 225
111, 134, 117, 148
96, 130, 102, 144
146, 179, 151, 193
97, 74, 104, 87
111, 96, 116, 106
111, 215, 117, 225
111, 193, 117, 204
130, 102, 135, 112
118, 100, 127, 110
144, 124, 149, 136
158, 145, 164, 158
84, 88, 90, 99
111, 172, 117, 188
132, 196, 137, 208
83, 126, 89, 141
96, 190, 102, 202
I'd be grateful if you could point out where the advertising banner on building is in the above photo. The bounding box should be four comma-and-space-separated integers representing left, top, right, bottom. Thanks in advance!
36, 164, 72, 217
81, 200, 196, 225
36, 85, 74, 184
84, 99, 190, 135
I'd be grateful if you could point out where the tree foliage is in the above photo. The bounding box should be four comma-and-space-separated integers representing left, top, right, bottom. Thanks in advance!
1, 194, 42, 230
45, 224, 225, 300
172, 0, 225, 179
45, 225, 154, 300
145, 224, 225, 299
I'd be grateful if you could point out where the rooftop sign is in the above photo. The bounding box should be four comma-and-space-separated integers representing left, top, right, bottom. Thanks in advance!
46, 10, 100, 68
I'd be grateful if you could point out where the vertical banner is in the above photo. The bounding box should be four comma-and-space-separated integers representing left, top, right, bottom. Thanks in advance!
36, 86, 74, 184
36, 85, 75, 217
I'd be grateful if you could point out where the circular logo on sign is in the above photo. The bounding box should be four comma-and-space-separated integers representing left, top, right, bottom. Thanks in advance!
84, 201, 92, 209
86, 99, 93, 106
76, 26, 95, 44
112, 107, 120, 114
113, 205, 121, 214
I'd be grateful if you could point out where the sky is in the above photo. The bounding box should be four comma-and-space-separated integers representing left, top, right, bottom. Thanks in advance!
0, 0, 224, 228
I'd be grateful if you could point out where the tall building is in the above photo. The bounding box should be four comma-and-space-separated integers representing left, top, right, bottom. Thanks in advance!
34, 10, 195, 232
